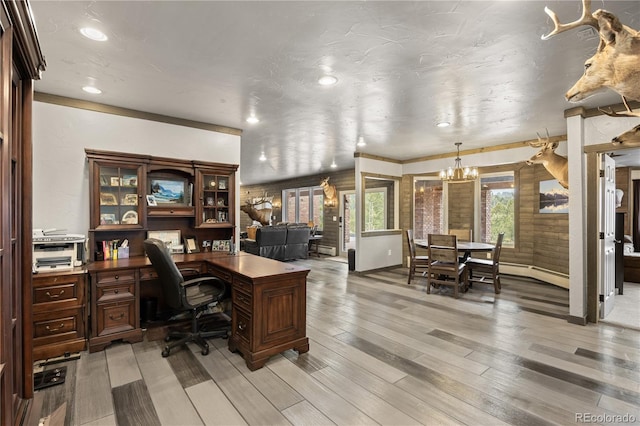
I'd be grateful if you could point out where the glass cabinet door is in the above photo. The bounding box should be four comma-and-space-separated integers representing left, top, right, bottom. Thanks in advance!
197, 170, 233, 228
96, 164, 144, 229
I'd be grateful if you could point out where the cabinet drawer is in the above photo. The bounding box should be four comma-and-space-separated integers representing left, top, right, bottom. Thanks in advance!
207, 265, 232, 283
34, 282, 78, 305
96, 283, 135, 302
96, 301, 135, 336
95, 270, 136, 284
33, 307, 84, 345
233, 288, 252, 312
232, 275, 252, 294
139, 266, 158, 281
233, 308, 252, 344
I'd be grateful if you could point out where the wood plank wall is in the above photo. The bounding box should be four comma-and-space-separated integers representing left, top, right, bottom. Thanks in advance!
244, 161, 570, 277
240, 169, 355, 254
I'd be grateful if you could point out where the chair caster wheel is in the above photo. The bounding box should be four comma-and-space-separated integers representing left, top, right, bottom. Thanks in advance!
201, 347, 209, 356
162, 348, 170, 357
164, 336, 171, 342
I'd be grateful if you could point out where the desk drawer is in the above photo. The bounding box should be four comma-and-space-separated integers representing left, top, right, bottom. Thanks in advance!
180, 262, 204, 277
96, 283, 135, 302
96, 301, 135, 336
33, 307, 84, 344
95, 270, 136, 284
233, 288, 252, 311
208, 265, 232, 283
139, 266, 158, 281
34, 282, 78, 306
233, 276, 252, 294
233, 308, 252, 344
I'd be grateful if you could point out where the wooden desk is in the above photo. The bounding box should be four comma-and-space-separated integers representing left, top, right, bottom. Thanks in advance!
86, 251, 310, 370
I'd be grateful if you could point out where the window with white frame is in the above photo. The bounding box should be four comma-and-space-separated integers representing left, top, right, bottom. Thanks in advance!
413, 178, 444, 239
479, 173, 514, 245
282, 186, 324, 230
363, 187, 388, 231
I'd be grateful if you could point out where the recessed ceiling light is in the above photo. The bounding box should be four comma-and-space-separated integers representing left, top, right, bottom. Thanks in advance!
80, 27, 108, 42
357, 136, 366, 147
436, 121, 451, 128
330, 161, 337, 168
246, 116, 259, 124
259, 152, 266, 162
318, 75, 338, 86
82, 86, 102, 94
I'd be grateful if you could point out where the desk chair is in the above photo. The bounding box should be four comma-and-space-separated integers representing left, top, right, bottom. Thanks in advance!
144, 238, 230, 357
427, 234, 468, 299
465, 233, 504, 294
448, 228, 472, 242
406, 229, 429, 285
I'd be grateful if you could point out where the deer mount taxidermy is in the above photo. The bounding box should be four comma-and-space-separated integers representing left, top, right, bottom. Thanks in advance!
612, 124, 640, 148
240, 196, 272, 226
526, 130, 569, 189
320, 177, 337, 207
542, 0, 640, 118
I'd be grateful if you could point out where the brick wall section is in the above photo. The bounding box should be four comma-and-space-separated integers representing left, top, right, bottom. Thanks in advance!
240, 169, 355, 255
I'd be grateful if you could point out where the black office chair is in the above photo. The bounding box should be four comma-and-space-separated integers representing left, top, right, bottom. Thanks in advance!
143, 238, 230, 357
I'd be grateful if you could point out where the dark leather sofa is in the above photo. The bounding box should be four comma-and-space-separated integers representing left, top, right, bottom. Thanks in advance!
244, 224, 310, 261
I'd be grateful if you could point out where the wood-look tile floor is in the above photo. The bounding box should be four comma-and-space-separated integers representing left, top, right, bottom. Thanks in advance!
28, 259, 640, 426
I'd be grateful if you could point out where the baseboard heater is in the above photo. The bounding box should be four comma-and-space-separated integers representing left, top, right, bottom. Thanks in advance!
317, 245, 336, 256
500, 262, 569, 289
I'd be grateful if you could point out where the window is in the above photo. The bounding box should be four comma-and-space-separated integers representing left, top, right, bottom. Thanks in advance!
479, 173, 514, 245
363, 188, 387, 231
413, 178, 444, 239
282, 186, 324, 230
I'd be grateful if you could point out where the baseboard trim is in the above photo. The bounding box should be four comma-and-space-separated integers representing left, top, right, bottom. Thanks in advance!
567, 315, 588, 326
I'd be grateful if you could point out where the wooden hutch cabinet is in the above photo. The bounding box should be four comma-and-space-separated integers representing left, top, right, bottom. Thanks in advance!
195, 164, 236, 228
85, 150, 239, 351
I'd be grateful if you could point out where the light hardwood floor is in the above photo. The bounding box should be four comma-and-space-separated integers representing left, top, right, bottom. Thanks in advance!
28, 258, 640, 425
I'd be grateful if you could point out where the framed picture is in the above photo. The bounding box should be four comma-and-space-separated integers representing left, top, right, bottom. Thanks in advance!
212, 239, 230, 252
146, 194, 157, 206
100, 213, 117, 225
110, 176, 120, 186
121, 175, 137, 187
122, 193, 138, 206
100, 192, 118, 205
539, 179, 569, 213
149, 174, 188, 205
219, 179, 227, 190
147, 230, 181, 247
183, 236, 200, 253
121, 210, 138, 224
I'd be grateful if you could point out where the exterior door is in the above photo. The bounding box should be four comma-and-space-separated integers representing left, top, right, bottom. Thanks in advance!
599, 154, 616, 319
339, 190, 356, 257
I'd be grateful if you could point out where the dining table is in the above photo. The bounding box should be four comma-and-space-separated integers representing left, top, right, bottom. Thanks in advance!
415, 239, 495, 261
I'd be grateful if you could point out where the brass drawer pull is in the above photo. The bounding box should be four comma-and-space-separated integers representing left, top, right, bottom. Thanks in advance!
237, 295, 247, 303
45, 290, 65, 299
109, 313, 125, 321
113, 289, 119, 294
45, 323, 65, 332
114, 275, 119, 280
238, 322, 246, 331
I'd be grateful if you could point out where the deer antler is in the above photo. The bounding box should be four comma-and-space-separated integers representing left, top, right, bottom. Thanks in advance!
529, 129, 551, 148
598, 96, 640, 118
541, 0, 598, 40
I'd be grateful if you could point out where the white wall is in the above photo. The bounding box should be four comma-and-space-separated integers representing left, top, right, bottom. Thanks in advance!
33, 102, 241, 236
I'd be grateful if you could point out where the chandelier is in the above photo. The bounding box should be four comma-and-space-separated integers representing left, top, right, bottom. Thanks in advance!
440, 142, 478, 183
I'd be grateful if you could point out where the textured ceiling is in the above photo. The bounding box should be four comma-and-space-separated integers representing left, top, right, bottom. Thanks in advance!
30, 1, 640, 184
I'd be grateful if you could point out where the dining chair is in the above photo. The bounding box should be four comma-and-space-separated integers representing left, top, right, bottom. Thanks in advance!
406, 229, 429, 285
427, 234, 468, 298
448, 228, 472, 242
465, 232, 504, 294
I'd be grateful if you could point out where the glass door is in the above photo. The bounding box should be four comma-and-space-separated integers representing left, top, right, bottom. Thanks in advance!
339, 190, 356, 257
97, 164, 143, 229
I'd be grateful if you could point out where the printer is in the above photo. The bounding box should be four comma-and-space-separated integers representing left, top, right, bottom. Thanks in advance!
33, 229, 86, 272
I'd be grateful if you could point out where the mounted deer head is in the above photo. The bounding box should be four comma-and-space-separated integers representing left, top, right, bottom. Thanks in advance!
612, 124, 640, 147
320, 177, 337, 206
542, 0, 640, 104
526, 130, 569, 189
240, 198, 271, 226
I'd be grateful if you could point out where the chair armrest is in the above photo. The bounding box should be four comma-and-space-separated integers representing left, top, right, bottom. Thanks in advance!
178, 267, 201, 276
180, 276, 225, 289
